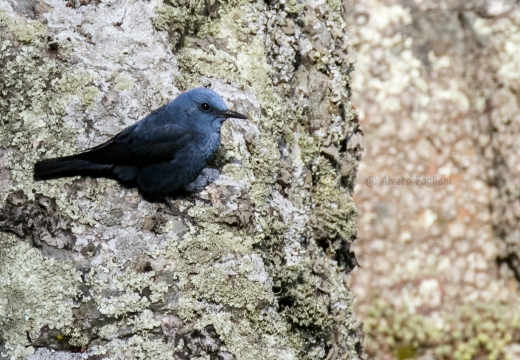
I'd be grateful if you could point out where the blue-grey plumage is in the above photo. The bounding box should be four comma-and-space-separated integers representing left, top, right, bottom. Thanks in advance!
34, 88, 247, 196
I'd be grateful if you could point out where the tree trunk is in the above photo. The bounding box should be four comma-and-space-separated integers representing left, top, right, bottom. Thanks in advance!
0, 0, 364, 358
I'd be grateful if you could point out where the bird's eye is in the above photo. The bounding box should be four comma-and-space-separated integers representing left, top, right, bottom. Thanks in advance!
200, 103, 210, 111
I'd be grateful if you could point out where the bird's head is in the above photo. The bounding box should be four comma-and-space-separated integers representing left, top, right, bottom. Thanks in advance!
176, 88, 247, 130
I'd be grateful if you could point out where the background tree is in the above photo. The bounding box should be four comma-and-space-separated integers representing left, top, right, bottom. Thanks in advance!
0, 0, 364, 359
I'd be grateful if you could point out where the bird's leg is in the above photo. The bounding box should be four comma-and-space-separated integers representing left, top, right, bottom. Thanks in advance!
163, 196, 196, 226
185, 192, 211, 205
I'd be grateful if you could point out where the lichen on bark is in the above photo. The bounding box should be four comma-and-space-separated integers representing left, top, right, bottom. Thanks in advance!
0, 0, 364, 359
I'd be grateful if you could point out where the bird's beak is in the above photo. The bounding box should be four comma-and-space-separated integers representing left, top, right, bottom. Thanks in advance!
220, 109, 248, 119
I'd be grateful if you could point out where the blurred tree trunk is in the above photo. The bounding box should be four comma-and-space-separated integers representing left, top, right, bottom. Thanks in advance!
0, 0, 364, 359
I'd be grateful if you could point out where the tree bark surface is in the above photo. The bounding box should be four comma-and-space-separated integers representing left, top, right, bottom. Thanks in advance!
0, 0, 364, 359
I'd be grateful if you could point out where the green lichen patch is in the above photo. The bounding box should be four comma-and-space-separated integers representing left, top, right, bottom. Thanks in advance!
153, 0, 211, 49
163, 221, 298, 359
276, 265, 333, 332
52, 68, 100, 108
311, 156, 358, 245
190, 259, 273, 311
0, 10, 48, 45
0, 10, 110, 238
86, 260, 171, 318
159, 1, 362, 358
111, 72, 137, 92
0, 233, 82, 359
0, 16, 100, 195
364, 297, 519, 360
90, 334, 177, 360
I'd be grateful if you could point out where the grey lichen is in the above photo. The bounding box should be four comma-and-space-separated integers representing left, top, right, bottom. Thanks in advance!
0, 234, 81, 359
164, 0, 362, 357
0, 0, 364, 359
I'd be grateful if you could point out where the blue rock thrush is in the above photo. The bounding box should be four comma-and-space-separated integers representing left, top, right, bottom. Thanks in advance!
34, 88, 247, 197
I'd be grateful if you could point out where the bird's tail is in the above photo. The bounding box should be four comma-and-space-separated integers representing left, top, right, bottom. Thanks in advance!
34, 155, 112, 180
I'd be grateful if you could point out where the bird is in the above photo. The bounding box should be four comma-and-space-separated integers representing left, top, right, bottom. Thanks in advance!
34, 88, 247, 198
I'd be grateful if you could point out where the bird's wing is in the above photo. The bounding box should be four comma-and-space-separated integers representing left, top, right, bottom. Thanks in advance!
76, 122, 194, 166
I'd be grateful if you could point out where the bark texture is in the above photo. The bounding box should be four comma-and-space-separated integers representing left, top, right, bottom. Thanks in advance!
346, 0, 520, 359
0, 0, 364, 359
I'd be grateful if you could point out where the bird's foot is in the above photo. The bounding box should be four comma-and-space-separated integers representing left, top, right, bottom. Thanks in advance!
162, 196, 196, 226
185, 192, 212, 206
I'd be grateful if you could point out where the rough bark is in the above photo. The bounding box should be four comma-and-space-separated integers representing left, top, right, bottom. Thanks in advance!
0, 0, 364, 359
345, 0, 520, 358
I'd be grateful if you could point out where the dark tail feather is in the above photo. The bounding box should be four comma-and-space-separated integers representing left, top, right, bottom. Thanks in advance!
34, 156, 112, 180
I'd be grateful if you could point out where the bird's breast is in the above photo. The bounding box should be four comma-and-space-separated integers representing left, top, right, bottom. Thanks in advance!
199, 132, 221, 160
175, 131, 220, 169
